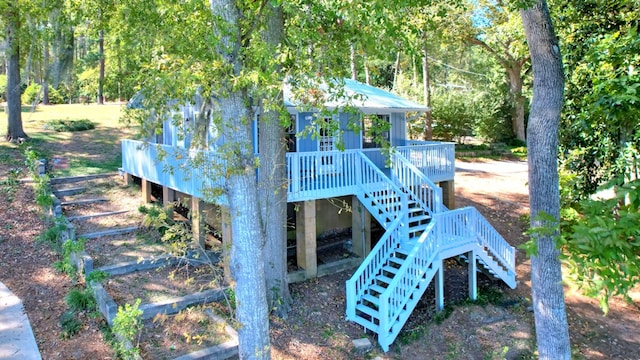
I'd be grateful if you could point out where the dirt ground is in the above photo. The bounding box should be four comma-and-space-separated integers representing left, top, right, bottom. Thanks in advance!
1, 158, 639, 359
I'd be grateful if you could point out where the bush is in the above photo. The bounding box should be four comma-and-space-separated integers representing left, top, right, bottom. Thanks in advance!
21, 83, 42, 105
44, 119, 96, 132
431, 90, 477, 142
47, 87, 65, 104
0, 75, 6, 102
65, 288, 96, 312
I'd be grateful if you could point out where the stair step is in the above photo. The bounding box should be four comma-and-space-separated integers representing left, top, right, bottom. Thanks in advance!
61, 198, 109, 206
79, 226, 138, 239
388, 256, 405, 266
376, 275, 394, 285
67, 209, 132, 221
369, 284, 387, 295
356, 303, 379, 318
362, 294, 380, 307
50, 172, 117, 185
382, 265, 399, 276
53, 186, 86, 197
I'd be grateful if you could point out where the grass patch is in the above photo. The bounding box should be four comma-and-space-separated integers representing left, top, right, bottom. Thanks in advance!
0, 104, 134, 176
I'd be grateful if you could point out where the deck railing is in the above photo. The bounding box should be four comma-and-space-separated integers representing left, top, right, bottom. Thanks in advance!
469, 207, 516, 273
123, 139, 455, 204
121, 140, 226, 201
399, 142, 455, 183
392, 153, 443, 215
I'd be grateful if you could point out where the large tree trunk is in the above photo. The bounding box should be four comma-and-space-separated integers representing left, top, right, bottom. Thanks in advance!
259, 3, 291, 319
520, 2, 571, 359
422, 41, 433, 140
5, 2, 27, 142
209, 0, 271, 358
98, 29, 105, 104
508, 66, 526, 141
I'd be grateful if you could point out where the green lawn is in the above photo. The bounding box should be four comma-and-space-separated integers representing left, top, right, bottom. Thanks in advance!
0, 104, 137, 177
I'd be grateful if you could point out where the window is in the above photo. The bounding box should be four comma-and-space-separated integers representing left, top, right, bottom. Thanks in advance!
362, 114, 390, 148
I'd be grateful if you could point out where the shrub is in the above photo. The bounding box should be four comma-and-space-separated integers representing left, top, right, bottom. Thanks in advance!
47, 87, 65, 104
431, 90, 477, 142
65, 288, 96, 312
0, 75, 6, 102
44, 119, 96, 132
59, 310, 82, 338
21, 83, 42, 105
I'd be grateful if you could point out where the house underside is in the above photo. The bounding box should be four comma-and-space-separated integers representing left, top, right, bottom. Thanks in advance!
121, 139, 516, 351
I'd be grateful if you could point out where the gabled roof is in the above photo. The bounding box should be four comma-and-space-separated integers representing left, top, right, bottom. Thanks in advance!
284, 78, 429, 113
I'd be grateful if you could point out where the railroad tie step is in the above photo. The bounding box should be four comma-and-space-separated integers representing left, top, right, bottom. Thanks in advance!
67, 209, 132, 221
50, 172, 118, 185
61, 198, 109, 206
79, 226, 138, 239
53, 186, 87, 197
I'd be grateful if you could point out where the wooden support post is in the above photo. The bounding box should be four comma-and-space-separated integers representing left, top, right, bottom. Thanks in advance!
440, 180, 455, 209
435, 262, 444, 312
220, 206, 233, 284
162, 186, 176, 206
191, 197, 206, 249
123, 172, 133, 186
296, 200, 317, 279
141, 179, 153, 203
351, 196, 371, 258
468, 250, 477, 301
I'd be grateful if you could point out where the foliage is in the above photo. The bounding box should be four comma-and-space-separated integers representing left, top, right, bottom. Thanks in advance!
21, 83, 42, 105
65, 288, 96, 312
430, 90, 477, 142
37, 216, 68, 247
139, 204, 192, 256
0, 75, 6, 102
559, 179, 640, 314
46, 87, 66, 105
86, 270, 110, 284
555, 0, 640, 196
44, 119, 96, 132
53, 239, 85, 279
0, 168, 21, 202
59, 310, 82, 339
112, 299, 143, 359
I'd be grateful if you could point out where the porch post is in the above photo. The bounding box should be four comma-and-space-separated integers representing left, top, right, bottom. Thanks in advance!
468, 250, 477, 301
440, 180, 455, 209
296, 200, 317, 278
435, 261, 444, 312
162, 186, 176, 206
191, 196, 206, 248
141, 179, 153, 203
122, 172, 133, 186
351, 196, 371, 258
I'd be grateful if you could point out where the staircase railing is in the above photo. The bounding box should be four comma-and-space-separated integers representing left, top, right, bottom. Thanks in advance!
469, 207, 516, 287
345, 216, 404, 322
392, 152, 443, 215
398, 142, 455, 183
357, 152, 409, 228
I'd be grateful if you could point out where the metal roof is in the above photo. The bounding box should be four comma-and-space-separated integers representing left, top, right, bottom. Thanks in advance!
284, 78, 429, 113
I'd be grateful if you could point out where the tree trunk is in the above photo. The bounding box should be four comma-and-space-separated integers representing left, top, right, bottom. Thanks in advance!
508, 66, 526, 142
43, 41, 50, 105
4, 3, 27, 142
422, 42, 433, 140
520, 2, 571, 359
364, 53, 371, 85
350, 43, 357, 80
392, 51, 401, 91
209, 0, 271, 358
259, 3, 291, 319
98, 29, 105, 104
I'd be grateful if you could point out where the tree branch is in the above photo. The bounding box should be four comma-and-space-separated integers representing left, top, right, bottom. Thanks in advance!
241, 0, 270, 49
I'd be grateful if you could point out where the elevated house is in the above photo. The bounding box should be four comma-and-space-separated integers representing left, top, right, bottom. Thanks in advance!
121, 78, 516, 351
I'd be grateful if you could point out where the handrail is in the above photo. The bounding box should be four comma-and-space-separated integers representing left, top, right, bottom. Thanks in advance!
346, 216, 403, 320
397, 143, 455, 182
378, 222, 438, 332
357, 152, 408, 227
392, 152, 443, 215
470, 207, 516, 271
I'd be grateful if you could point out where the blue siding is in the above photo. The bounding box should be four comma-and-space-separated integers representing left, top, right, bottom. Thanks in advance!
340, 113, 360, 150
298, 112, 316, 152
391, 113, 406, 147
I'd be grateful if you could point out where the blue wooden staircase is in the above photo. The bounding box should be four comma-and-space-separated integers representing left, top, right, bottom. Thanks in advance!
346, 152, 517, 352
